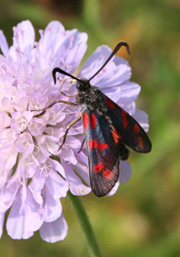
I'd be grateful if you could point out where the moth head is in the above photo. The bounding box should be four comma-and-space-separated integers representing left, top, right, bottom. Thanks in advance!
76, 79, 90, 91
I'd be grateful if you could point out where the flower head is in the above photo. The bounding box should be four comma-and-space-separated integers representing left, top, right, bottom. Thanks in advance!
0, 20, 149, 242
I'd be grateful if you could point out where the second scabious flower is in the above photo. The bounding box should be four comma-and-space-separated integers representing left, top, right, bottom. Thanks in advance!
0, 20, 149, 242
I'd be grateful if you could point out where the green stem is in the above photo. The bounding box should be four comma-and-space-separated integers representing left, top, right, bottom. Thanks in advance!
68, 192, 104, 257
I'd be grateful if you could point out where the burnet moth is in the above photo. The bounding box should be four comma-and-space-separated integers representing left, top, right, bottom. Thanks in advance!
52, 41, 152, 197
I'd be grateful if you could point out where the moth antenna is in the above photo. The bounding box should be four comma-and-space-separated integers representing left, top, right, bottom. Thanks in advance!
88, 41, 131, 82
52, 67, 83, 84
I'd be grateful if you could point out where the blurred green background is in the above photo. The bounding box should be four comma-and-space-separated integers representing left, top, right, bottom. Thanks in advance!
0, 0, 180, 256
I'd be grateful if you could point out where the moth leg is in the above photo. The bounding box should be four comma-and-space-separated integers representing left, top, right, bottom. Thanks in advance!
46, 99, 77, 109
77, 138, 85, 153
61, 91, 78, 98
59, 115, 81, 150
32, 100, 77, 117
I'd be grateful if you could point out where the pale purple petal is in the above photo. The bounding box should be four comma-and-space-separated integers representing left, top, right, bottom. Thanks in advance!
28, 118, 46, 136
79, 45, 131, 85
42, 186, 62, 222
72, 160, 90, 186
20, 154, 39, 178
106, 81, 140, 103
0, 213, 4, 237
133, 109, 150, 132
50, 159, 66, 178
1, 97, 15, 113
119, 161, 132, 183
108, 161, 132, 196
65, 135, 82, 149
61, 148, 78, 165
29, 164, 68, 222
40, 214, 68, 243
0, 178, 19, 212
46, 169, 68, 198
0, 128, 14, 148
0, 30, 9, 56
39, 21, 65, 53
12, 20, 35, 54
0, 111, 11, 128
62, 161, 91, 195
1, 146, 18, 171
29, 170, 46, 205
15, 133, 34, 154
108, 181, 120, 196
38, 21, 87, 73
118, 81, 141, 101
6, 187, 43, 239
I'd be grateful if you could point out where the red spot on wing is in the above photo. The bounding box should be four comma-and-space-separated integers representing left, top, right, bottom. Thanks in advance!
105, 97, 115, 109
88, 140, 108, 151
103, 169, 114, 179
88, 139, 98, 149
134, 124, 140, 134
93, 162, 104, 173
89, 113, 97, 129
82, 112, 89, 130
121, 109, 128, 129
111, 128, 122, 144
98, 142, 108, 151
137, 136, 144, 149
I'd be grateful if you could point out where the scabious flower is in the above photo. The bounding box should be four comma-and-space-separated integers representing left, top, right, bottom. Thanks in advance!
0, 20, 149, 242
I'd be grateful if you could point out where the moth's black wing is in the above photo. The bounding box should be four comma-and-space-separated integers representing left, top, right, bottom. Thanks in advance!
104, 96, 152, 153
81, 104, 121, 197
